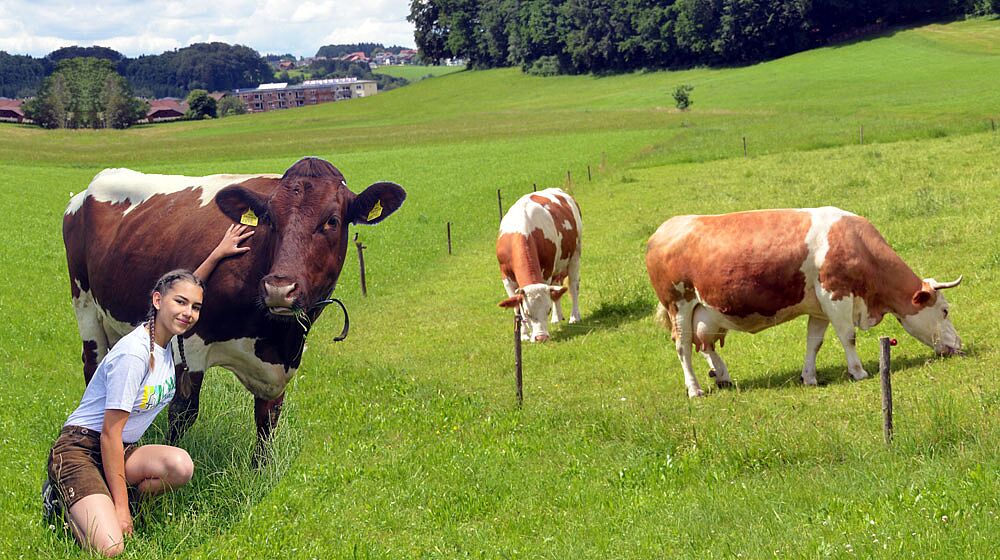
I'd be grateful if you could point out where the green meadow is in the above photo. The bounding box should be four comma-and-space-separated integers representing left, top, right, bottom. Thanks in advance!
2, 18, 999, 558
373, 64, 465, 81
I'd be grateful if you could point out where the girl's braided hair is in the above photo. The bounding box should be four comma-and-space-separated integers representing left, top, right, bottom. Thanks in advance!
145, 269, 204, 372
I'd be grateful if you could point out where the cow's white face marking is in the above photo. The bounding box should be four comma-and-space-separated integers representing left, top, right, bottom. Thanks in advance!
520, 283, 554, 341
898, 288, 961, 355
66, 169, 281, 216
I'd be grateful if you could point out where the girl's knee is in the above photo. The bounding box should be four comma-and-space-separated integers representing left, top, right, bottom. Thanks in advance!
167, 449, 194, 485
166, 450, 194, 485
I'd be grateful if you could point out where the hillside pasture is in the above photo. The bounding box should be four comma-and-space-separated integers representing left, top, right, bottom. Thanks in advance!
1, 18, 999, 559
373, 64, 465, 82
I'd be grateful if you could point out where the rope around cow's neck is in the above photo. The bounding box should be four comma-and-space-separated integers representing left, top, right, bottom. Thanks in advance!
291, 297, 349, 363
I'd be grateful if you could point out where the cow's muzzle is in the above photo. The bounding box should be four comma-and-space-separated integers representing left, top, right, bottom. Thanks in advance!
262, 276, 298, 313
936, 345, 965, 357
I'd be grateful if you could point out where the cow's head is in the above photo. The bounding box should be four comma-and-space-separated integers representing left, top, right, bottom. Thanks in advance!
898, 276, 963, 356
215, 157, 405, 317
498, 283, 567, 342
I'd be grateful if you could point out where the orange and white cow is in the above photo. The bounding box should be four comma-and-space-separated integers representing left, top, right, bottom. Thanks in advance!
497, 188, 582, 342
645, 207, 962, 397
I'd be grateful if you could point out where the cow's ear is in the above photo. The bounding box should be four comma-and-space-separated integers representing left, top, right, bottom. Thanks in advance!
549, 286, 568, 300
498, 294, 523, 308
912, 289, 933, 306
216, 186, 269, 225
349, 181, 406, 225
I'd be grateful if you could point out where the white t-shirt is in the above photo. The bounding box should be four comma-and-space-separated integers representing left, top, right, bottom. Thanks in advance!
65, 324, 176, 443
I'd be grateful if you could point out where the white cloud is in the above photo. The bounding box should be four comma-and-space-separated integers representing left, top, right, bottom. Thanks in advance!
1, 0, 415, 57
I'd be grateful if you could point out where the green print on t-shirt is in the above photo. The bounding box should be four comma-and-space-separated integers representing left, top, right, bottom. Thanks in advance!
139, 375, 175, 410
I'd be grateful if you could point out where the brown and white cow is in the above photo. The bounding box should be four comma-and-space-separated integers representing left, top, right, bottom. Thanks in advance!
645, 207, 962, 397
497, 188, 582, 342
64, 157, 406, 446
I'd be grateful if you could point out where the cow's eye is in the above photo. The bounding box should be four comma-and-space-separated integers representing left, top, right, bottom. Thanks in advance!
323, 218, 339, 232
943, 307, 949, 318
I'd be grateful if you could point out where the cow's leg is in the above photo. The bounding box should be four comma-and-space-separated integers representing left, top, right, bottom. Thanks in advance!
694, 306, 731, 388
72, 290, 109, 385
672, 301, 703, 398
567, 253, 582, 324
823, 299, 869, 380
700, 349, 732, 389
550, 290, 565, 323
252, 393, 285, 466
801, 316, 829, 386
167, 369, 205, 444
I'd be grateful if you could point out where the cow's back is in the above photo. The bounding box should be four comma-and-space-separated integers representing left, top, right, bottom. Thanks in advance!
646, 209, 818, 318
498, 188, 581, 284
64, 169, 278, 325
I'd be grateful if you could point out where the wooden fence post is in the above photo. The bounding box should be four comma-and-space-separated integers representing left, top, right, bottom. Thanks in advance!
879, 336, 893, 445
447, 222, 453, 255
354, 233, 367, 297
860, 125, 865, 145
497, 189, 503, 223
514, 309, 523, 406
587, 165, 592, 181
742, 136, 747, 158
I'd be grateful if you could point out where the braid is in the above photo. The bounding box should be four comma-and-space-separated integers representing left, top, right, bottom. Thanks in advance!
146, 307, 156, 370
177, 336, 190, 374
143, 268, 204, 373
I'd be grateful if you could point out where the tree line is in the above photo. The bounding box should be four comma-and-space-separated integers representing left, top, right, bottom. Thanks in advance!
1, 43, 273, 99
408, 0, 1000, 74
315, 43, 412, 58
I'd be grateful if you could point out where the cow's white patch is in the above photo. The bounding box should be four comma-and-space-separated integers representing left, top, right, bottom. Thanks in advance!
802, 206, 856, 290
562, 219, 573, 231
66, 169, 281, 216
673, 281, 686, 295
72, 283, 111, 363
204, 337, 293, 400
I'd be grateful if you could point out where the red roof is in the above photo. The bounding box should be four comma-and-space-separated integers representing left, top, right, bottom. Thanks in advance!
0, 99, 24, 116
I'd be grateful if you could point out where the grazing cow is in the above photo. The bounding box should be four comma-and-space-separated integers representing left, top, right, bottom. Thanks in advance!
496, 188, 582, 342
64, 157, 406, 447
645, 207, 962, 397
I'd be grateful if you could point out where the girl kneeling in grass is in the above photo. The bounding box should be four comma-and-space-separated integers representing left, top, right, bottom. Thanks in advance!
43, 224, 252, 557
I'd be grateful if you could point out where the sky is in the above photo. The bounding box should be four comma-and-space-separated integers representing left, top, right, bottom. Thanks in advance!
0, 0, 417, 59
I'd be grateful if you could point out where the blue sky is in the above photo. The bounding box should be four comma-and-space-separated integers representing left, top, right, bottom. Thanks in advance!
0, 0, 416, 58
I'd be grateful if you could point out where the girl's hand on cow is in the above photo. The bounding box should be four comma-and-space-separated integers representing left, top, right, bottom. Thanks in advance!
212, 224, 253, 260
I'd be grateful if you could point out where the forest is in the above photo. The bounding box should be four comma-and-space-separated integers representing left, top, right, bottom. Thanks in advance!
408, 0, 1000, 73
2, 43, 276, 99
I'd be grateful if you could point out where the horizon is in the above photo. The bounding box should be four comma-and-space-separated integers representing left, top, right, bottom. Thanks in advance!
5, 41, 419, 61
0, 0, 416, 59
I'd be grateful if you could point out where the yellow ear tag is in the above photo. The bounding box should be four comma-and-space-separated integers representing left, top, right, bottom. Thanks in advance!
367, 200, 383, 222
240, 208, 259, 227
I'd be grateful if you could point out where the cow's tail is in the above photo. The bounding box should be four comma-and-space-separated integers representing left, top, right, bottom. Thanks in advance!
654, 302, 670, 331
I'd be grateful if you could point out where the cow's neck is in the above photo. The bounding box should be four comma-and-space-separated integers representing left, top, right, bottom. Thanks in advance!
868, 240, 925, 319
511, 232, 544, 286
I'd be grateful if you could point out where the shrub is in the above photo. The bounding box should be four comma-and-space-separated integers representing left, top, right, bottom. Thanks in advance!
526, 56, 564, 77
673, 84, 694, 110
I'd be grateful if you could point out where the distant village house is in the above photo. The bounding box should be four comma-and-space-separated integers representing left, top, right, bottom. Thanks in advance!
145, 98, 188, 122
233, 78, 377, 113
0, 99, 30, 123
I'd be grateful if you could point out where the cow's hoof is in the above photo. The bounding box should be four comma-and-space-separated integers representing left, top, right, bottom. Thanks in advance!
569, 316, 581, 324
715, 380, 732, 389
849, 371, 870, 382
687, 389, 705, 398
800, 375, 818, 386
708, 369, 716, 378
